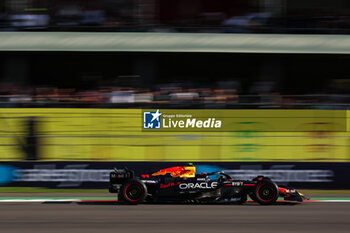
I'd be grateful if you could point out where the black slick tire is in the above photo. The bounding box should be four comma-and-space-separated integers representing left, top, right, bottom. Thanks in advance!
120, 179, 147, 205
253, 180, 279, 205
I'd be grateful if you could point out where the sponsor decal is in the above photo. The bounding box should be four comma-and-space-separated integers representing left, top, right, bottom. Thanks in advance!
110, 172, 131, 179
232, 181, 243, 186
160, 182, 181, 188
152, 166, 186, 177
179, 182, 218, 190
163, 118, 221, 129
143, 109, 346, 132
142, 180, 157, 184
142, 109, 222, 131
152, 166, 195, 178
143, 110, 162, 129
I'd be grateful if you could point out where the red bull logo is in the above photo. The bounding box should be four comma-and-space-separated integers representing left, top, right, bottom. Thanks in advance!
152, 166, 195, 178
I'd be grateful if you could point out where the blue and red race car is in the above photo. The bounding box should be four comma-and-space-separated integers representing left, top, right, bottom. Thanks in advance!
109, 164, 308, 205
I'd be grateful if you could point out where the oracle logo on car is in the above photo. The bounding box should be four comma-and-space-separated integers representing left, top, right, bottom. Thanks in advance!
179, 182, 218, 189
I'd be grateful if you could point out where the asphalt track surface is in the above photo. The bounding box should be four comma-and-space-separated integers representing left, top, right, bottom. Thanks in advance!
0, 194, 349, 233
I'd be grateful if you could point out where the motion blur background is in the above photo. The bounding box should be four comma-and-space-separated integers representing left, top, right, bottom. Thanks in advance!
0, 0, 349, 190
0, 0, 350, 33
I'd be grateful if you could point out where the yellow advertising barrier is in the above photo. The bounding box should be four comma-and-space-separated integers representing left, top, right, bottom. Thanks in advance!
0, 108, 348, 161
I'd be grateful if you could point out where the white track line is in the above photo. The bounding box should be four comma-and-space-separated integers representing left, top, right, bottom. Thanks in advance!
0, 199, 79, 203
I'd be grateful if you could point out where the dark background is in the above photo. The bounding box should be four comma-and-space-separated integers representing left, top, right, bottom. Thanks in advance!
1, 52, 350, 95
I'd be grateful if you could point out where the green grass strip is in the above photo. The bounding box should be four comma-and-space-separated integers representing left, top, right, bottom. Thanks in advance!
0, 187, 107, 193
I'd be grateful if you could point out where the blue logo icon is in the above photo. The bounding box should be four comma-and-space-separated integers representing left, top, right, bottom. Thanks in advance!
0, 165, 17, 185
143, 110, 161, 129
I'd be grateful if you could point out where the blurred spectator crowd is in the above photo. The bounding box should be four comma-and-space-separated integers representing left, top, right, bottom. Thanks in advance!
0, 0, 350, 34
1, 83, 349, 109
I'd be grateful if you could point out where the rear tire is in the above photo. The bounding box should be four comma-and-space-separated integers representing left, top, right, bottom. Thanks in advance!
253, 181, 279, 205
120, 179, 147, 205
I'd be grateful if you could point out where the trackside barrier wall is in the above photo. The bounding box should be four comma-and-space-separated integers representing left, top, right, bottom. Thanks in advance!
0, 108, 349, 161
0, 161, 349, 189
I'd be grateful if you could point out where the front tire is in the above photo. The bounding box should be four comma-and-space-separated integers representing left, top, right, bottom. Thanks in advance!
120, 179, 147, 204
252, 181, 279, 205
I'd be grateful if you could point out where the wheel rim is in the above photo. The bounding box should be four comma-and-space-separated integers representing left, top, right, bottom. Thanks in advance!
125, 183, 144, 201
257, 183, 276, 202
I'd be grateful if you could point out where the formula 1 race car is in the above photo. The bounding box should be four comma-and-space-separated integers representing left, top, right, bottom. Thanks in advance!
109, 164, 308, 205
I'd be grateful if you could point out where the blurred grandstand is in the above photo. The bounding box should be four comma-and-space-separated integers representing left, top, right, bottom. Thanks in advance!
0, 51, 349, 109
0, 0, 350, 34
0, 1, 349, 110
0, 0, 349, 163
